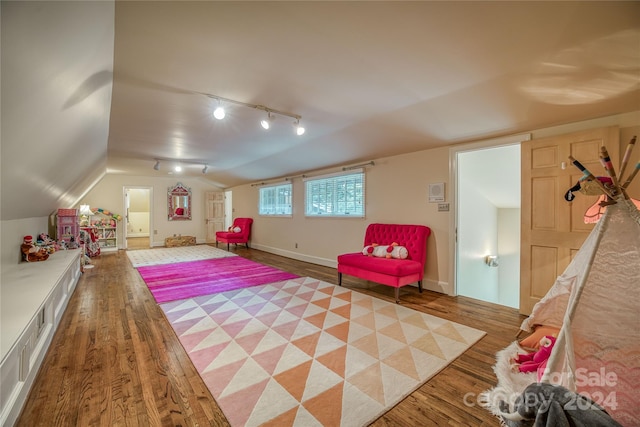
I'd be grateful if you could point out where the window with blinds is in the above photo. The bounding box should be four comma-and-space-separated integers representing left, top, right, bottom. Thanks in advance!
304, 170, 365, 217
259, 183, 292, 216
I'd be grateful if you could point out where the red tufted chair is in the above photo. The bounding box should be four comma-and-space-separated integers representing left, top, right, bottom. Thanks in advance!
215, 218, 253, 251
337, 223, 431, 303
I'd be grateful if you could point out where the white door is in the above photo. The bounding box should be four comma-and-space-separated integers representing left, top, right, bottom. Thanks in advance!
205, 191, 225, 243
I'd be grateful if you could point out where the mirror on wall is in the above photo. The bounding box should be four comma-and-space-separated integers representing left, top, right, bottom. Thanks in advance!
168, 182, 192, 221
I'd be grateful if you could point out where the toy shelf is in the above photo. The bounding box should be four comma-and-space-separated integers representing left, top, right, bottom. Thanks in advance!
96, 227, 117, 251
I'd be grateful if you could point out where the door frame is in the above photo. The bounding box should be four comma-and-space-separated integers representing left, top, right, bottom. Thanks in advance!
448, 132, 530, 297
123, 186, 153, 249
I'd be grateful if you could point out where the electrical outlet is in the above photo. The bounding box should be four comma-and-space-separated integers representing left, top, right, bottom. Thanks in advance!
438, 203, 450, 212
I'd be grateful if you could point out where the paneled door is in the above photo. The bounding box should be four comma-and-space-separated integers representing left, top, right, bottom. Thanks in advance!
520, 126, 619, 315
205, 191, 225, 243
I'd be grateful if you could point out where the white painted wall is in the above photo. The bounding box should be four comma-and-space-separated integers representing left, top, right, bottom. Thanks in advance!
79, 175, 223, 247
498, 208, 520, 308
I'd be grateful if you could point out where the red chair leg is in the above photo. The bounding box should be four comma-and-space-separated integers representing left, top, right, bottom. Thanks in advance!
395, 287, 400, 304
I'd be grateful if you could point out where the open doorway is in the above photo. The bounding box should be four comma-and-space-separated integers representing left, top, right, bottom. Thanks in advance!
450, 135, 529, 309
124, 187, 152, 250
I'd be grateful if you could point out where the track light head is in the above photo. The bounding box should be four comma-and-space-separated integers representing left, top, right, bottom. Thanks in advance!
261, 112, 275, 130
294, 119, 305, 136
153, 160, 160, 170
202, 165, 208, 174
174, 165, 182, 172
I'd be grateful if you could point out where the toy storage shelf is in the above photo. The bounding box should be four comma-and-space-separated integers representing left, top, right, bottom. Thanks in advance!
95, 227, 117, 252
88, 211, 119, 252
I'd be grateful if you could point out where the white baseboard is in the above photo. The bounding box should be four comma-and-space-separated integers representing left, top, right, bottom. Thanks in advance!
251, 243, 450, 295
251, 243, 337, 269
126, 233, 150, 238
423, 279, 453, 295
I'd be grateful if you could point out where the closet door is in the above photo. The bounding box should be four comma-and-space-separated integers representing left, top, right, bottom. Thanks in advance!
520, 126, 619, 315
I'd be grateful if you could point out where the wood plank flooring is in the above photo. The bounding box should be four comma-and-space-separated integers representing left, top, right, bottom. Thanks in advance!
16, 246, 526, 426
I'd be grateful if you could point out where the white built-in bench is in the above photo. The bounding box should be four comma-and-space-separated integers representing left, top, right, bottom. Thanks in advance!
0, 249, 81, 426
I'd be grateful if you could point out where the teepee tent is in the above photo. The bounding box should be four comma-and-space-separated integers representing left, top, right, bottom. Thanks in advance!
538, 197, 639, 425
485, 140, 640, 426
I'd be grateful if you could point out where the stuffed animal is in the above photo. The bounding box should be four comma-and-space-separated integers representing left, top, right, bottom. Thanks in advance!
385, 242, 399, 258
362, 243, 409, 259
365, 243, 379, 256
512, 335, 556, 378
21, 235, 50, 262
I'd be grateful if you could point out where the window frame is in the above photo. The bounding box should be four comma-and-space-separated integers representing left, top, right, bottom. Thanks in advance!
258, 182, 293, 217
304, 169, 365, 218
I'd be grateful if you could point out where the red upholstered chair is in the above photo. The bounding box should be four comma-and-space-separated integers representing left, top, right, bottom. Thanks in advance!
337, 223, 431, 303
215, 218, 253, 251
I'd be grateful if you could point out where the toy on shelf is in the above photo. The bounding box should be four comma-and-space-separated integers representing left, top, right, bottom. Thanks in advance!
90, 207, 122, 222
37, 233, 60, 253
21, 235, 50, 262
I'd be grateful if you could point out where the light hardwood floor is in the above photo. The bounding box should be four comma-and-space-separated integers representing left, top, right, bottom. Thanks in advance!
126, 236, 151, 250
16, 245, 526, 426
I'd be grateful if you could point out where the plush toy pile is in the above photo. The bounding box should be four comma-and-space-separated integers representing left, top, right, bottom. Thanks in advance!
21, 235, 50, 262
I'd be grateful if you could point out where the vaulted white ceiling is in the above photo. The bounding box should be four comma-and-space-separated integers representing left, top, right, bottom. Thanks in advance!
2, 1, 639, 220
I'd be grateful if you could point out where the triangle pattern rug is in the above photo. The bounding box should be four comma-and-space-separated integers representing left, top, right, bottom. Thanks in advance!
161, 277, 486, 427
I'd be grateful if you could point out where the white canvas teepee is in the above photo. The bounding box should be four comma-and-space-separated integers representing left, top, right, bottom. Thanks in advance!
484, 141, 640, 426
538, 197, 640, 425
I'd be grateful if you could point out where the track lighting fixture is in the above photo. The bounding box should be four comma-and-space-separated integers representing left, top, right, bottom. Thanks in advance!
204, 93, 305, 136
261, 112, 275, 130
152, 158, 210, 175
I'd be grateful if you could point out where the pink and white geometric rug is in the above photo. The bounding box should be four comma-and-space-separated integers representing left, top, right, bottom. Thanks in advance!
161, 277, 485, 426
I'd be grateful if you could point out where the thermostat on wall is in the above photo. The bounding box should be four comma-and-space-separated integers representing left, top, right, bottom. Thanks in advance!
429, 182, 445, 202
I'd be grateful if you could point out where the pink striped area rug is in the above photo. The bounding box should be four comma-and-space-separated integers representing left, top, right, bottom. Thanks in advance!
137, 257, 299, 303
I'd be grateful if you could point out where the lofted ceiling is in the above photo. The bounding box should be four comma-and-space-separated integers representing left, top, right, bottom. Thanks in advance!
2, 1, 639, 221
107, 1, 640, 187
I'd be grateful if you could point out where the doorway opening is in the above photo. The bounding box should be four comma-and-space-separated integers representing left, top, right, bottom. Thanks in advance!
450, 135, 529, 309
124, 187, 153, 250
